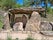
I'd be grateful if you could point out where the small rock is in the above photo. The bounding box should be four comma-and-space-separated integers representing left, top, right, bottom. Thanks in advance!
13, 22, 23, 31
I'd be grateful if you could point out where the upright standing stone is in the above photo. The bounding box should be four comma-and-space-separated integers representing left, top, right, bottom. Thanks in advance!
22, 14, 27, 30
25, 11, 41, 32
3, 12, 11, 30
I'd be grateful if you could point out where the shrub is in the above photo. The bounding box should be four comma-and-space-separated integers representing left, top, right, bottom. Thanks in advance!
15, 38, 19, 40
26, 37, 34, 40
47, 7, 53, 14
7, 36, 12, 40
0, 15, 3, 29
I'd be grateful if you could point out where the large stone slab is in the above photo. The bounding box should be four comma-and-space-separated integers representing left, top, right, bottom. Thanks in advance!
25, 11, 41, 32
3, 12, 11, 30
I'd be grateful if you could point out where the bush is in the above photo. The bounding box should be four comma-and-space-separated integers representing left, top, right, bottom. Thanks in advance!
26, 37, 34, 40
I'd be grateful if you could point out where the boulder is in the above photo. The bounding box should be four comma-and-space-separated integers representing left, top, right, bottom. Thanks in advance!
25, 11, 41, 32
40, 21, 52, 31
40, 21, 53, 36
13, 22, 23, 31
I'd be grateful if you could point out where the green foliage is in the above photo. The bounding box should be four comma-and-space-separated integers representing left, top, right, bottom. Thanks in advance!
26, 37, 34, 40
15, 38, 19, 40
0, 0, 17, 10
15, 4, 23, 8
47, 7, 53, 14
0, 15, 3, 29
23, 0, 31, 7
7, 36, 12, 40
49, 0, 53, 5
0, 21, 3, 29
35, 0, 41, 6
23, 0, 40, 7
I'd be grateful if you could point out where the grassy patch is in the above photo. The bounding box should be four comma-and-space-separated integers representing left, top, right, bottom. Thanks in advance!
47, 7, 53, 14
7, 36, 12, 40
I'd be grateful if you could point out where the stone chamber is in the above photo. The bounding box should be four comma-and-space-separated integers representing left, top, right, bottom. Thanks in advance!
1, 8, 53, 40
2, 8, 53, 36
8, 8, 45, 31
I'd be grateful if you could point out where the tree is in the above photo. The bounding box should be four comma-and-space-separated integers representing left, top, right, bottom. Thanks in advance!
41, 0, 48, 17
49, 0, 53, 6
0, 13, 4, 29
23, 0, 31, 7
35, 0, 41, 7
23, 0, 42, 7
23, 0, 35, 7
0, 0, 3, 8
